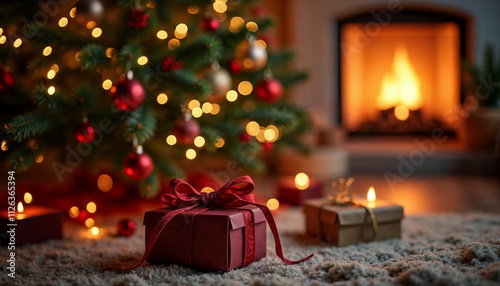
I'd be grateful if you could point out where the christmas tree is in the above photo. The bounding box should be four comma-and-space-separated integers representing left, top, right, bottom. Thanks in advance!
0, 0, 309, 197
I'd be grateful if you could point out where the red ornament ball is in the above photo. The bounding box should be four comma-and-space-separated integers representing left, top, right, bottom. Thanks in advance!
76, 210, 90, 224
123, 148, 154, 180
228, 59, 241, 74
173, 118, 201, 145
201, 17, 220, 32
239, 132, 252, 143
0, 67, 15, 92
255, 78, 283, 103
74, 122, 96, 143
161, 56, 184, 72
262, 141, 274, 152
116, 218, 136, 237
129, 9, 149, 29
110, 78, 146, 112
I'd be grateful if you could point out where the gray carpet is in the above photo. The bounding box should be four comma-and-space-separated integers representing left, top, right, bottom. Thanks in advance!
1, 209, 500, 286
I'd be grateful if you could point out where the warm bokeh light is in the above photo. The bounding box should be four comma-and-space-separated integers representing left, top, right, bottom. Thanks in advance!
86, 202, 97, 213
24, 192, 33, 204
43, 46, 52, 56
69, 206, 79, 218
17, 202, 24, 213
186, 148, 197, 160
394, 105, 410, 121
51, 64, 59, 72
210, 103, 220, 115
105, 47, 115, 58
157, 93, 168, 104
256, 128, 266, 142
13, 38, 22, 48
85, 218, 95, 228
226, 90, 238, 102
1, 140, 8, 151
47, 86, 56, 95
246, 21, 258, 32
238, 81, 253, 95
168, 39, 180, 49
246, 121, 260, 136
137, 56, 148, 65
264, 125, 279, 142
294, 173, 310, 190
192, 107, 203, 118
188, 99, 200, 110
166, 135, 177, 145
367, 187, 376, 202
102, 79, 112, 90
91, 27, 102, 38
35, 154, 44, 163
213, 1, 227, 13
267, 198, 280, 211
202, 102, 213, 113
90, 227, 99, 236
86, 21, 97, 30
229, 17, 244, 33
214, 137, 225, 148
0, 35, 6, 45
157, 30, 168, 40
194, 136, 205, 148
201, 187, 214, 193
175, 23, 188, 39
47, 70, 56, 79
187, 5, 199, 14
97, 174, 113, 192
69, 7, 76, 18
58, 17, 68, 27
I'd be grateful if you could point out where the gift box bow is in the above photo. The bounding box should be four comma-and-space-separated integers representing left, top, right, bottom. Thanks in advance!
107, 175, 313, 270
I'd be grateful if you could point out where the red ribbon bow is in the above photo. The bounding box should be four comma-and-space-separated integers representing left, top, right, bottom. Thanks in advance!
106, 176, 313, 270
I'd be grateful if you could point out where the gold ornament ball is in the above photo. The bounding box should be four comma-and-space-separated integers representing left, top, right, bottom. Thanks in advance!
235, 39, 268, 72
206, 65, 232, 101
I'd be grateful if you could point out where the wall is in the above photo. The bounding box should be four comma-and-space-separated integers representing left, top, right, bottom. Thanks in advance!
288, 0, 500, 128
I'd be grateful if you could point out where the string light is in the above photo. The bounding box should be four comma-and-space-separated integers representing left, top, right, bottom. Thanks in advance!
294, 173, 310, 190
186, 148, 196, 160
214, 137, 225, 148
97, 174, 113, 192
226, 90, 238, 102
1, 140, 8, 151
188, 99, 200, 110
246, 21, 258, 32
91, 27, 102, 38
166, 135, 177, 145
24, 192, 33, 204
102, 79, 112, 90
267, 198, 280, 211
202, 102, 213, 113
86, 202, 97, 213
256, 128, 266, 142
210, 103, 220, 115
168, 39, 180, 50
265, 125, 279, 142
0, 28, 3, 35
69, 206, 79, 218
229, 17, 244, 33
105, 47, 115, 58
43, 46, 52, 56
0, 35, 6, 45
175, 23, 188, 39
192, 107, 203, 118
58, 17, 68, 27
157, 93, 168, 104
85, 218, 95, 228
13, 38, 22, 48
194, 136, 205, 148
86, 21, 97, 30
246, 121, 260, 136
35, 154, 44, 163
47, 70, 56, 79
256, 39, 267, 48
187, 5, 199, 14
213, 1, 227, 13
69, 7, 76, 18
47, 86, 56, 95
51, 64, 59, 72
238, 81, 253, 95
157, 30, 168, 40
137, 56, 148, 65
75, 51, 81, 61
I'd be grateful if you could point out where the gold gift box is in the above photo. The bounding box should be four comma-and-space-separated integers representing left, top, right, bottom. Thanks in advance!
303, 198, 404, 246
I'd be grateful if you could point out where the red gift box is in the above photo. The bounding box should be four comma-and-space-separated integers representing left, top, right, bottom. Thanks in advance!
277, 177, 323, 206
144, 205, 266, 271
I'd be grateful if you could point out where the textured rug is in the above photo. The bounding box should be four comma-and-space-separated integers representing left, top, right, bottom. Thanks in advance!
1, 209, 500, 286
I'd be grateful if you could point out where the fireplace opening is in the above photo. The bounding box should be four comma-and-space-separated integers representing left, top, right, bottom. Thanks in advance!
338, 8, 469, 134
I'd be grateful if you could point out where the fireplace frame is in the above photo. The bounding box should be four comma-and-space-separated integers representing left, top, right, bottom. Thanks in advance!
336, 7, 471, 134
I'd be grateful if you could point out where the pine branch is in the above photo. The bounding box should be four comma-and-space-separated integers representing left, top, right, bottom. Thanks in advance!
79, 44, 108, 70
124, 105, 157, 144
156, 160, 184, 179
119, 42, 143, 68
276, 71, 308, 88
138, 170, 161, 198
27, 23, 88, 47
8, 147, 36, 171
74, 85, 98, 108
169, 70, 211, 97
7, 112, 50, 142
33, 84, 63, 110
174, 35, 222, 66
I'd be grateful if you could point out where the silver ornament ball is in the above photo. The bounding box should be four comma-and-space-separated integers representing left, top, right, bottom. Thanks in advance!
206, 64, 232, 101
235, 39, 268, 72
74, 0, 104, 25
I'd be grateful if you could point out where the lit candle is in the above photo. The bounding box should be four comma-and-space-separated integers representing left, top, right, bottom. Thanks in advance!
0, 193, 62, 245
367, 186, 376, 208
277, 172, 323, 205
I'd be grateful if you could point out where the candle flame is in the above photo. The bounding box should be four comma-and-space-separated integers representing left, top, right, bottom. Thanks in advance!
294, 172, 310, 190
367, 187, 376, 202
17, 202, 24, 213
90, 227, 99, 236
24, 192, 33, 204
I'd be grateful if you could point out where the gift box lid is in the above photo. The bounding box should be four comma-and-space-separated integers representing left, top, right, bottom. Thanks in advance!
303, 198, 404, 226
143, 204, 266, 230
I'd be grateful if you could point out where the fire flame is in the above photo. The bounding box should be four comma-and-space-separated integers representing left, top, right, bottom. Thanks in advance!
17, 202, 24, 213
376, 45, 422, 121
367, 187, 376, 203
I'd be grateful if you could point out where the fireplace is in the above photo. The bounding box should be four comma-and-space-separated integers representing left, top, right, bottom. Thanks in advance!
338, 8, 469, 134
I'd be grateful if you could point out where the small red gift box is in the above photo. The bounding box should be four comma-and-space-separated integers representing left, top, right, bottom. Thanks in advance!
277, 176, 323, 206
144, 205, 266, 271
